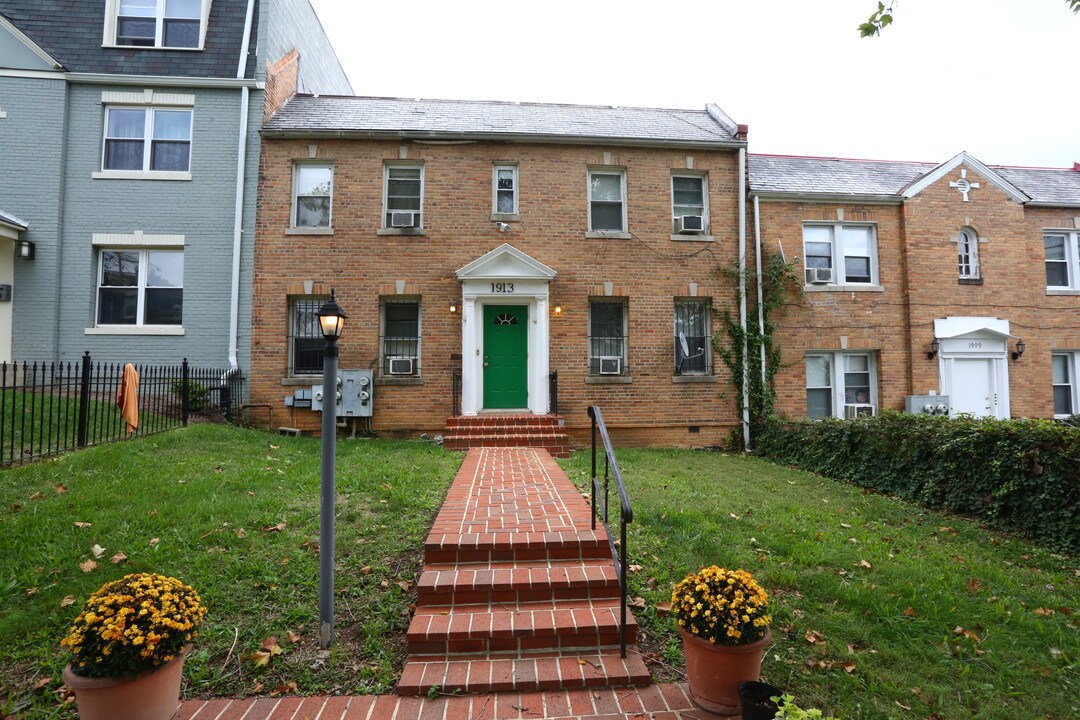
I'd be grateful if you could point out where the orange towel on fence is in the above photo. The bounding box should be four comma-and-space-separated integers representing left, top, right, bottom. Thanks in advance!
116, 363, 140, 434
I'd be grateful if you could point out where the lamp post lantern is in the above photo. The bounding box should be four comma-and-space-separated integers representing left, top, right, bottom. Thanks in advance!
317, 289, 346, 649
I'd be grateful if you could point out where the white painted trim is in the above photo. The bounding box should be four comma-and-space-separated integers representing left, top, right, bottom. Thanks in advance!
803, 284, 884, 293
382, 162, 424, 230
99, 106, 193, 175
752, 192, 903, 205
704, 103, 739, 136
69, 73, 261, 88
492, 164, 519, 216
85, 325, 185, 336
92, 231, 185, 246
0, 225, 21, 241
805, 351, 878, 418
802, 222, 880, 287
291, 161, 334, 230
939, 352, 1010, 420
102, 0, 210, 51
456, 243, 557, 281
587, 167, 627, 234
671, 171, 709, 235
934, 316, 1016, 340
91, 170, 192, 181
101, 90, 195, 106
0, 15, 63, 69
900, 151, 1029, 203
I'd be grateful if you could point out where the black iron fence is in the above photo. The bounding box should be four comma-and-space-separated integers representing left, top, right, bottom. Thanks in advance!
0, 352, 242, 467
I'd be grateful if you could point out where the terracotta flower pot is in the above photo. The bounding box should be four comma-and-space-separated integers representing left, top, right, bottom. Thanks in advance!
62, 645, 190, 720
680, 628, 771, 716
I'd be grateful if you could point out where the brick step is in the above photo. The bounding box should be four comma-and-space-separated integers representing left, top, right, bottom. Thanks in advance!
406, 599, 637, 655
442, 433, 570, 457
424, 529, 610, 564
444, 414, 566, 431
417, 560, 620, 605
396, 649, 651, 696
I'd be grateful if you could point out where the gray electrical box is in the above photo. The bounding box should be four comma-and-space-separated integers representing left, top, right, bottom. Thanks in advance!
905, 395, 950, 415
0, 284, 11, 302
310, 369, 373, 417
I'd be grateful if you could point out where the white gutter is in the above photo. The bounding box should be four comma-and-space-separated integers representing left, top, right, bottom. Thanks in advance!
227, 0, 257, 373
754, 196, 766, 388
739, 147, 750, 450
66, 72, 261, 88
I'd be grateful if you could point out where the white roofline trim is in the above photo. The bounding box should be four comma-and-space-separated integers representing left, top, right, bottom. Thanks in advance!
68, 72, 263, 89
934, 316, 1017, 339
751, 191, 903, 205
456, 243, 557, 281
1026, 201, 1080, 209
704, 103, 739, 136
0, 14, 63, 69
901, 151, 1030, 203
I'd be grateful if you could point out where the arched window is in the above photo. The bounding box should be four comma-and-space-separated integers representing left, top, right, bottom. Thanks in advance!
957, 227, 980, 279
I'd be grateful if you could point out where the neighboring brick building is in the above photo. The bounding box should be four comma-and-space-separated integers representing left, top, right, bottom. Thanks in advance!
252, 96, 749, 445
750, 151, 1080, 422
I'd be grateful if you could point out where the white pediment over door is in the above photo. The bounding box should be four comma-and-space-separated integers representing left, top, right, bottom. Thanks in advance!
455, 243, 557, 281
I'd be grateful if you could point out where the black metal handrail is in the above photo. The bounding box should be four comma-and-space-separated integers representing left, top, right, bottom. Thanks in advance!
548, 370, 558, 415
451, 371, 462, 417
587, 405, 633, 658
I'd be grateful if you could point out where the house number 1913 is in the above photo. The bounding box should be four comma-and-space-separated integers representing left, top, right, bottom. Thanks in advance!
491, 282, 514, 293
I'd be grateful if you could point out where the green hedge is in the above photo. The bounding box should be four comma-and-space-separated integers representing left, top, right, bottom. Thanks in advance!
756, 412, 1080, 552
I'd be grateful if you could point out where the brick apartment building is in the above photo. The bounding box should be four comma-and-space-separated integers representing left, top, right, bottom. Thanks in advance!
249, 95, 1080, 446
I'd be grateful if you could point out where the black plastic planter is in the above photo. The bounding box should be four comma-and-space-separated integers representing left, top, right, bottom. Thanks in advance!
739, 680, 782, 720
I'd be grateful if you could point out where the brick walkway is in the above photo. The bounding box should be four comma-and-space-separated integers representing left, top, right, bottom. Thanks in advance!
177, 449, 715, 719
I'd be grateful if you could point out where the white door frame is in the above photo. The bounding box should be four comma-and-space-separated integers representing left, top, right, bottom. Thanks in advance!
934, 318, 1013, 419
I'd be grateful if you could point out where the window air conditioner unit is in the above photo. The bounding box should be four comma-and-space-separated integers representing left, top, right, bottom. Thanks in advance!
675, 215, 704, 234
388, 357, 414, 375
805, 267, 833, 284
598, 356, 622, 375
390, 211, 418, 228
843, 404, 875, 419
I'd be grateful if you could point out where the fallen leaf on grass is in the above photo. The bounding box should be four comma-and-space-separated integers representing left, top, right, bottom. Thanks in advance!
73, 521, 91, 529
149, 537, 160, 547
902, 607, 916, 618
840, 522, 851, 528
655, 601, 671, 618
394, 579, 413, 592
262, 522, 287, 533
54, 484, 68, 494
895, 701, 911, 711
967, 579, 982, 592
857, 560, 872, 569
29, 492, 44, 500
269, 681, 298, 696
804, 659, 832, 671
60, 596, 76, 607
110, 551, 128, 565
378, 580, 389, 588
79, 559, 98, 573
91, 544, 105, 558
728, 513, 740, 520
287, 630, 301, 643
628, 596, 647, 609
1049, 647, 1063, 660
32, 677, 51, 692
261, 637, 284, 656
234, 528, 246, 539
1035, 607, 1055, 617
804, 630, 825, 645
359, 565, 372, 575
251, 682, 265, 694
953, 626, 981, 642
24, 587, 38, 597
841, 662, 856, 673
627, 564, 643, 573
243, 650, 272, 668
952, 555, 966, 564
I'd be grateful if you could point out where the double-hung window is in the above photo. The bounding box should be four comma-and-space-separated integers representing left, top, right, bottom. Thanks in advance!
293, 164, 333, 229
806, 352, 877, 418
674, 299, 710, 374
957, 227, 980, 280
1045, 231, 1080, 290
112, 0, 202, 49
97, 249, 183, 326
1052, 353, 1078, 418
588, 169, 627, 233
103, 106, 192, 173
493, 165, 518, 216
588, 299, 628, 375
671, 174, 708, 234
381, 300, 421, 376
803, 224, 878, 286
383, 165, 423, 229
287, 296, 327, 375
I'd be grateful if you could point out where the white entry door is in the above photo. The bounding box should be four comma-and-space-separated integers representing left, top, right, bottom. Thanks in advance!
948, 358, 995, 417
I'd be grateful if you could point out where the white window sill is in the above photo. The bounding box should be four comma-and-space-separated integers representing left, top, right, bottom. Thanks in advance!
490, 213, 520, 222
670, 234, 714, 243
586, 231, 631, 240
102, 44, 204, 51
285, 227, 334, 236
85, 325, 185, 336
1046, 288, 1080, 296
586, 375, 632, 384
377, 228, 426, 236
803, 284, 885, 293
92, 170, 192, 181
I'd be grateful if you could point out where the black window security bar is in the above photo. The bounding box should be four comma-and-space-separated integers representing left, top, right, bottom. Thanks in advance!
588, 405, 633, 658
0, 353, 242, 467
674, 300, 711, 374
288, 297, 326, 375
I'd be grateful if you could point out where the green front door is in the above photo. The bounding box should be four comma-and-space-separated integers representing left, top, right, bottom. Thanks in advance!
483, 305, 528, 409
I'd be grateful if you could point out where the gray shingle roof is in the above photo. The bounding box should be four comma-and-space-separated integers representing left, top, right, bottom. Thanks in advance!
750, 155, 1080, 206
263, 96, 743, 146
0, 0, 258, 78
0, 208, 28, 229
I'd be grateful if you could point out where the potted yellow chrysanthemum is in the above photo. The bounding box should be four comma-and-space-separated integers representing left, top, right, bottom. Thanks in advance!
61, 573, 207, 720
671, 566, 772, 715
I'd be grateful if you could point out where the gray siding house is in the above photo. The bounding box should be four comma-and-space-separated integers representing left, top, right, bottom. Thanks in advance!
0, 0, 350, 375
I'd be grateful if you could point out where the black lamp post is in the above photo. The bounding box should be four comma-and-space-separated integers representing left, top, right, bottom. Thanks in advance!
317, 289, 346, 649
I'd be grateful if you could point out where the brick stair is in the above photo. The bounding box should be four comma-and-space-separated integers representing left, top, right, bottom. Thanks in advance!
442, 414, 571, 457
397, 448, 650, 696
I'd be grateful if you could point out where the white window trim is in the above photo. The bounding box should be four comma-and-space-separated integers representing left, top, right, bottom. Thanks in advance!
291, 162, 333, 230
492, 163, 519, 218
98, 105, 193, 176
802, 222, 879, 288
587, 167, 628, 235
380, 298, 423, 377
1052, 351, 1079, 419
671, 172, 709, 234
102, 0, 209, 50
806, 351, 878, 418
92, 247, 184, 331
1045, 230, 1080, 291
957, 226, 980, 279
381, 162, 425, 232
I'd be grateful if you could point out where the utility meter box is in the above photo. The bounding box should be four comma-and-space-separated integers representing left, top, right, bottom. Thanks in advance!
310, 369, 373, 417
905, 395, 950, 416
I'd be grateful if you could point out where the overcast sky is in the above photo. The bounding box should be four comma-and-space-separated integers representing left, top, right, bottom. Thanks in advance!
308, 0, 1079, 168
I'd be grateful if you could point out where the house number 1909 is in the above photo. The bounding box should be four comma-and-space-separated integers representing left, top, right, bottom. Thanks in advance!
491, 282, 514, 293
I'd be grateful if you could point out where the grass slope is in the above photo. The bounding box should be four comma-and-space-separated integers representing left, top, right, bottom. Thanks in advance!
559, 448, 1078, 720
0, 425, 461, 718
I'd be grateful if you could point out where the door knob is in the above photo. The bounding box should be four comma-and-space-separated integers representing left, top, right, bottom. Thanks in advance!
483, 362, 489, 367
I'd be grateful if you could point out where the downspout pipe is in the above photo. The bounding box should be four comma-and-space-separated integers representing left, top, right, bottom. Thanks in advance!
227, 0, 257, 374
739, 147, 750, 450
754, 195, 766, 387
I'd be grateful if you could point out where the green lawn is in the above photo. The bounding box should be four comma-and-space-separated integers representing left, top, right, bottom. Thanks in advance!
1, 429, 1076, 720
0, 425, 461, 718
559, 449, 1078, 720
